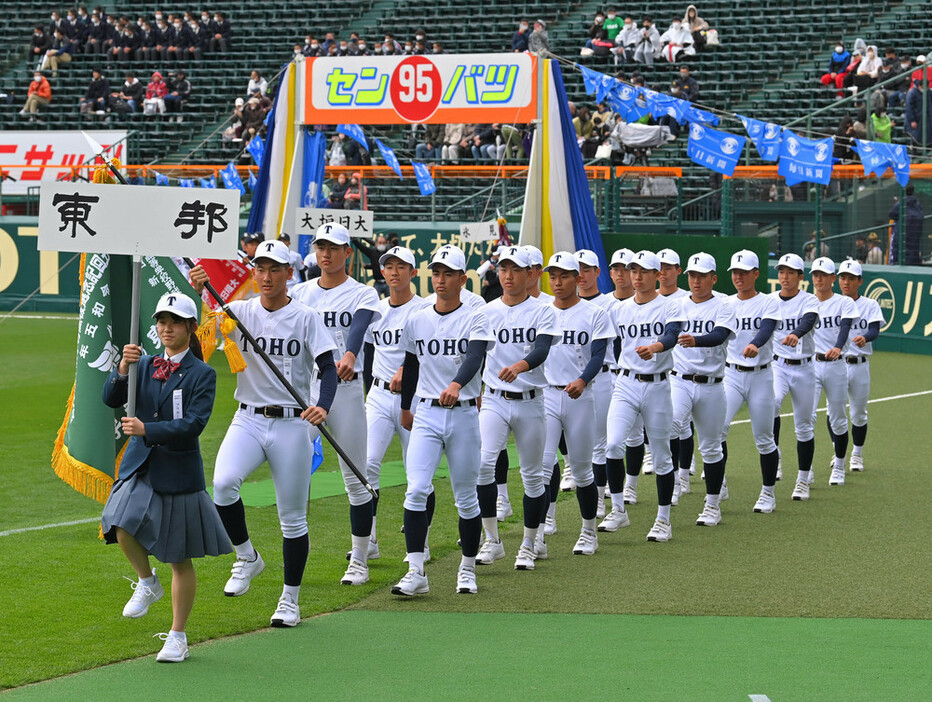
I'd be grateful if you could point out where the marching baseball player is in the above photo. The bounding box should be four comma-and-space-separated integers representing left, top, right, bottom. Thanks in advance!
669, 253, 736, 527
475, 246, 558, 570
602, 251, 681, 542
278, 233, 306, 289
393, 245, 493, 596
837, 259, 884, 472
361, 246, 435, 563
719, 250, 781, 514
424, 244, 486, 310
540, 252, 614, 554
291, 224, 382, 586
198, 240, 337, 627
770, 253, 820, 500
809, 257, 858, 486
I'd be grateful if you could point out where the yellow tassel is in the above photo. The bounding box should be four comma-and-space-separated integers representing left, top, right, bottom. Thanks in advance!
91, 158, 122, 184
196, 310, 219, 363
219, 315, 247, 373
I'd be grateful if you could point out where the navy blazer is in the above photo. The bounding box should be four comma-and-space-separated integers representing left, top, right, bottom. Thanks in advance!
103, 352, 216, 494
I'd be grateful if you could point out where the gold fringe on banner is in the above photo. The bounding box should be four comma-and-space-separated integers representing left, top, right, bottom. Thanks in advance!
51, 384, 115, 505
91, 158, 122, 184
219, 315, 247, 373
196, 308, 220, 362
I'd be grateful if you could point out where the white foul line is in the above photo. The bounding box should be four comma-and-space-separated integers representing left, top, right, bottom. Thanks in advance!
0, 517, 99, 537
4, 314, 76, 320
730, 389, 932, 425
749, 696, 772, 702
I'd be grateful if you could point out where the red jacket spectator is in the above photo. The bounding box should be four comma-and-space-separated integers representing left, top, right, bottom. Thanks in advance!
146, 72, 168, 99
29, 75, 52, 101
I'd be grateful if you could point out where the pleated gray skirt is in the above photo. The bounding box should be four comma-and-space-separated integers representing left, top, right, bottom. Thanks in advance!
101, 470, 232, 564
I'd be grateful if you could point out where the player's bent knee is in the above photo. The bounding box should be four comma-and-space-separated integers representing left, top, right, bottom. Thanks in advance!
212, 474, 244, 506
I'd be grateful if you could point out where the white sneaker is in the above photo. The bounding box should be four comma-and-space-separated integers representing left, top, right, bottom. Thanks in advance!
598, 507, 631, 532
403, 546, 431, 564
456, 567, 478, 594
340, 558, 369, 585
596, 497, 606, 519
696, 504, 721, 526
534, 538, 549, 560
544, 513, 557, 535
719, 484, 730, 501
122, 572, 164, 618
154, 633, 188, 662
679, 476, 691, 495
560, 466, 576, 491
392, 568, 429, 596
753, 490, 776, 513
345, 539, 380, 561
224, 552, 265, 597
496, 495, 513, 521
646, 518, 672, 542
514, 544, 537, 570
573, 528, 599, 555
642, 449, 654, 474
849, 454, 864, 472
792, 480, 810, 500
623, 486, 638, 504
270, 594, 300, 627
829, 467, 846, 485
476, 538, 505, 565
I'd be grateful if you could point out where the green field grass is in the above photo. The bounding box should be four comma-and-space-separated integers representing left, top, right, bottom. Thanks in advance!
2, 317, 931, 694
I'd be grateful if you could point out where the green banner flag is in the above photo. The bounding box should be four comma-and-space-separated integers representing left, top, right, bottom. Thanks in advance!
52, 253, 199, 502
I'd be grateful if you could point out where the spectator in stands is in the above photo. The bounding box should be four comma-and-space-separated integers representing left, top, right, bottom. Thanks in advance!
614, 17, 639, 64
110, 71, 142, 113
241, 97, 266, 142
151, 17, 170, 60
851, 106, 869, 140
683, 5, 710, 51
329, 172, 350, 208
528, 20, 550, 53
144, 71, 168, 115
659, 18, 694, 63
804, 239, 830, 262
634, 16, 661, 65
48, 10, 67, 37
889, 186, 923, 265
866, 232, 884, 264
353, 235, 390, 297
20, 71, 51, 121
512, 19, 530, 52
114, 23, 142, 63
339, 38, 352, 56
166, 17, 191, 62
585, 11, 608, 49
329, 134, 348, 166
80, 68, 110, 115
821, 42, 852, 98
854, 234, 868, 262
187, 18, 208, 60
356, 39, 372, 56
222, 97, 245, 143
303, 35, 320, 57
836, 49, 863, 96
854, 46, 881, 93
888, 56, 912, 108
413, 39, 428, 55
102, 16, 120, 54
210, 12, 230, 53
910, 55, 932, 90
442, 123, 467, 163
471, 124, 499, 161
674, 64, 699, 101
501, 123, 527, 159
416, 122, 444, 162
85, 13, 106, 55
834, 115, 855, 161
603, 8, 623, 44
164, 70, 191, 115
432, 41, 445, 54
344, 172, 367, 210
41, 28, 73, 77
69, 9, 88, 52
414, 29, 427, 46
905, 82, 932, 145
321, 32, 337, 54
403, 40, 414, 55
247, 70, 268, 97
384, 33, 403, 54
871, 103, 893, 142
30, 25, 52, 62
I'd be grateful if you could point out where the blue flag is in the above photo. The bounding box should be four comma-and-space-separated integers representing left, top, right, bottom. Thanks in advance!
220, 162, 246, 195
644, 90, 691, 125
311, 435, 324, 474
248, 171, 258, 191
153, 170, 169, 186
412, 160, 436, 196
778, 132, 834, 186
376, 139, 403, 179
337, 124, 369, 152
685, 105, 720, 126
301, 129, 329, 207
179, 178, 195, 188
687, 123, 746, 177
889, 143, 911, 187
199, 176, 216, 189
606, 81, 649, 122
737, 114, 782, 162
579, 65, 602, 97
852, 140, 911, 187
246, 135, 265, 165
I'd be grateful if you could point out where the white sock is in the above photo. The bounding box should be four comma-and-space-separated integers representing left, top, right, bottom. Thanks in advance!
497, 484, 510, 502
706, 493, 720, 509
610, 492, 626, 511
582, 517, 596, 532
406, 551, 426, 574
597, 484, 606, 500
141, 571, 157, 586
678, 468, 690, 483
168, 629, 187, 643
852, 445, 863, 457
482, 516, 499, 542
834, 456, 845, 470
351, 534, 369, 563
657, 505, 671, 522
762, 485, 775, 497
625, 474, 639, 491
460, 555, 476, 570
547, 502, 556, 519
370, 515, 378, 543
797, 469, 809, 483
536, 526, 546, 543
523, 527, 537, 547
234, 539, 256, 561
282, 584, 300, 602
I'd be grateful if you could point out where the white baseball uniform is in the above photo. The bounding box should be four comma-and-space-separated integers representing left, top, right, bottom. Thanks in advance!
286, 249, 306, 289
845, 295, 884, 427
662, 289, 693, 442
811, 293, 859, 435
771, 289, 820, 441
213, 297, 336, 538
586, 293, 624, 466
425, 288, 486, 309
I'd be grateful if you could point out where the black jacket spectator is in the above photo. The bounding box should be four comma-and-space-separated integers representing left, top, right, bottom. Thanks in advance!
209, 14, 231, 52
81, 72, 110, 112
31, 27, 51, 56
352, 237, 388, 286
512, 22, 530, 52
889, 191, 924, 265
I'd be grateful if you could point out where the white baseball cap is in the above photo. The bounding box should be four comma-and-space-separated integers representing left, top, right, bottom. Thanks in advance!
523, 245, 544, 267
428, 245, 467, 272
684, 252, 716, 274
314, 222, 351, 246
811, 257, 837, 275
657, 248, 681, 266
776, 253, 805, 272
838, 259, 863, 276
728, 249, 759, 271
152, 292, 198, 320
610, 248, 634, 267
574, 249, 600, 268
628, 250, 661, 271
252, 239, 293, 265
543, 251, 580, 273
379, 245, 416, 268
498, 245, 532, 268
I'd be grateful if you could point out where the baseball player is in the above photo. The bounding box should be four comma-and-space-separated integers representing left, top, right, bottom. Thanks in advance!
837, 259, 884, 472
540, 252, 615, 554
575, 249, 619, 520
424, 244, 486, 309
809, 257, 858, 486
719, 250, 781, 514
770, 253, 820, 500
278, 233, 306, 289
291, 224, 382, 587
361, 246, 435, 562
475, 246, 558, 570
393, 245, 493, 596
602, 251, 681, 542
198, 240, 337, 628
668, 253, 736, 527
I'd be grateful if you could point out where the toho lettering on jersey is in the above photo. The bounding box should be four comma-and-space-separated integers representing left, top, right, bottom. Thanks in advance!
812, 294, 860, 355
613, 296, 680, 374
725, 293, 782, 366
846, 295, 884, 357
544, 299, 614, 386
483, 296, 559, 392
366, 294, 431, 383
771, 288, 820, 359
670, 294, 737, 376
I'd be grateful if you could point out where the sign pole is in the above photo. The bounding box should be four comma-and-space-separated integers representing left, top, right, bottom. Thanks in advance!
126, 255, 142, 417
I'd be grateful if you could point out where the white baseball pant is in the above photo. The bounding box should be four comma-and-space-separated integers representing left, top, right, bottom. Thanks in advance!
479, 391, 547, 498
845, 359, 871, 427
605, 374, 674, 475
542, 386, 596, 487
591, 369, 613, 464
311, 378, 370, 506
812, 359, 849, 435
773, 359, 816, 441
671, 376, 725, 463
722, 366, 777, 454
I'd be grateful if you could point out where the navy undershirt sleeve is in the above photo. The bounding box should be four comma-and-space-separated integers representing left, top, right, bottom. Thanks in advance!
693, 326, 731, 347
521, 333, 555, 370
362, 341, 374, 394
749, 318, 777, 348
793, 311, 818, 337
315, 351, 337, 412
862, 320, 880, 342
613, 337, 621, 363
400, 352, 420, 411
580, 337, 608, 383
833, 318, 853, 350
452, 340, 490, 387
346, 309, 374, 357
657, 321, 682, 350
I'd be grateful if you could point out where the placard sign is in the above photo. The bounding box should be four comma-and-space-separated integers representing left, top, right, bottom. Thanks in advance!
296, 207, 374, 238
459, 220, 499, 243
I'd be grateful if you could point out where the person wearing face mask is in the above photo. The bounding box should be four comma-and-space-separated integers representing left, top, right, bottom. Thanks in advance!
675, 65, 699, 102
512, 19, 530, 52
682, 5, 709, 50
31, 25, 52, 60
614, 16, 640, 65
659, 18, 694, 63
352, 234, 391, 298
20, 72, 51, 121
888, 56, 912, 108
166, 19, 192, 62
209, 12, 230, 53
854, 45, 881, 94
303, 35, 320, 57
634, 16, 661, 65
356, 40, 371, 57
603, 8, 623, 43
821, 41, 852, 96
384, 33, 402, 54
403, 42, 414, 55
585, 12, 608, 50
41, 28, 73, 77
338, 40, 351, 56
528, 19, 549, 53
85, 14, 106, 55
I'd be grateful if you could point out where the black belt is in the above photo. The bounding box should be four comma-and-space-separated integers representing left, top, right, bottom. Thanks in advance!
671, 370, 722, 384
240, 403, 301, 418
845, 356, 868, 365
726, 362, 769, 372
601, 364, 612, 374
372, 377, 399, 393
420, 398, 478, 408
622, 369, 667, 382
319, 370, 359, 381
487, 387, 539, 400
774, 355, 811, 366
815, 353, 838, 362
